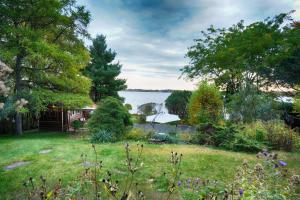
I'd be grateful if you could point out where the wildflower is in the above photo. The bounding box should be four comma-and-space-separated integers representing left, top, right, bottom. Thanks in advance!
239, 188, 244, 196
279, 160, 287, 167
177, 180, 182, 187
274, 163, 279, 168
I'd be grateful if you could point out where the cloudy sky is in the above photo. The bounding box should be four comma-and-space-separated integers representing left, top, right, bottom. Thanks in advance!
78, 0, 300, 90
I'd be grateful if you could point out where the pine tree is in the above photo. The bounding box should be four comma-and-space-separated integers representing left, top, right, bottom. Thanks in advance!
85, 35, 127, 102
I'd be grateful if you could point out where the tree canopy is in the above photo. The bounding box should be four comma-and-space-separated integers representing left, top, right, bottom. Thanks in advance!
0, 0, 92, 134
188, 82, 223, 125
165, 90, 192, 120
182, 12, 300, 94
84, 35, 127, 102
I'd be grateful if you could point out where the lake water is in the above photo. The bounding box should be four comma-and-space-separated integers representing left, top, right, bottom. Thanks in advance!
118, 91, 171, 114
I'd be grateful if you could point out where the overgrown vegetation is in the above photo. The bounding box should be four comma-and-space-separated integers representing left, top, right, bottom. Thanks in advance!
87, 97, 132, 141
21, 143, 300, 199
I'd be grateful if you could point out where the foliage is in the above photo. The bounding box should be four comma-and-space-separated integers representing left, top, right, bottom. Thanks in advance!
21, 144, 300, 199
228, 83, 278, 123
182, 12, 299, 94
241, 121, 268, 142
188, 82, 223, 125
179, 149, 300, 199
87, 97, 132, 139
264, 120, 299, 151
138, 102, 158, 115
239, 120, 299, 152
84, 35, 126, 102
224, 135, 264, 152
124, 128, 147, 141
192, 123, 236, 146
90, 130, 114, 143
0, 0, 92, 134
165, 90, 192, 120
71, 120, 83, 132
124, 103, 132, 111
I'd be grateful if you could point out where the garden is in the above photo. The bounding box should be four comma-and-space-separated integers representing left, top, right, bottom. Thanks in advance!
0, 1, 300, 199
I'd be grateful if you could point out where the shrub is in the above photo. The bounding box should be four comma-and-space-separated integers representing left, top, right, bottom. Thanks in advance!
264, 120, 299, 151
188, 82, 223, 125
224, 135, 263, 152
90, 130, 115, 143
192, 124, 236, 147
165, 90, 192, 120
87, 97, 132, 139
178, 132, 192, 143
124, 128, 146, 141
241, 121, 268, 142
71, 120, 83, 132
228, 83, 279, 123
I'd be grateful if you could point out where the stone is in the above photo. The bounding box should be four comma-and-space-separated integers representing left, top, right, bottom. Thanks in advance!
81, 161, 96, 167
4, 161, 31, 171
39, 149, 53, 154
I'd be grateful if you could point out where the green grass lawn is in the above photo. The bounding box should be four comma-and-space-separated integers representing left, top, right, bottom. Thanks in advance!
0, 131, 299, 199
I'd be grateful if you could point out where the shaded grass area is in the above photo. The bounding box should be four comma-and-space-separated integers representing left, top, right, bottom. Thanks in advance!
0, 131, 299, 199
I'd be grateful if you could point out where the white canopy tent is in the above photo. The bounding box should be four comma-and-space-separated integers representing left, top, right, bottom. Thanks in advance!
146, 113, 180, 124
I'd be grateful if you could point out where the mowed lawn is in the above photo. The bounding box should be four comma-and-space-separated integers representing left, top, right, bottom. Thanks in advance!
0, 132, 299, 199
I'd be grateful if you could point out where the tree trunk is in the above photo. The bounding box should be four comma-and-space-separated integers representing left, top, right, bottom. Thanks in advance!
15, 113, 22, 135
15, 54, 23, 135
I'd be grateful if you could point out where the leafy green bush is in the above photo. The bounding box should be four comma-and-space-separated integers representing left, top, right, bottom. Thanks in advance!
188, 82, 223, 125
165, 90, 192, 120
264, 120, 299, 151
124, 128, 146, 141
87, 97, 132, 139
241, 121, 268, 142
192, 124, 236, 147
90, 130, 114, 143
238, 120, 299, 152
71, 120, 83, 132
224, 135, 263, 152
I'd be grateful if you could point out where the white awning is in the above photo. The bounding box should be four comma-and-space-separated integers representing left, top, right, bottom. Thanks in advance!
146, 113, 180, 123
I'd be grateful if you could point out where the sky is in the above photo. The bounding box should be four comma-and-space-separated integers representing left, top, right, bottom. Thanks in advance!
78, 0, 300, 90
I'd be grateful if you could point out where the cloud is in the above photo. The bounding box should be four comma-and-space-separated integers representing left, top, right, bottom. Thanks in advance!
78, 0, 300, 89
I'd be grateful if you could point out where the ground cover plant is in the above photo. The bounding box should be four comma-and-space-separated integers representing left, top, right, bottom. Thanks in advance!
0, 131, 299, 199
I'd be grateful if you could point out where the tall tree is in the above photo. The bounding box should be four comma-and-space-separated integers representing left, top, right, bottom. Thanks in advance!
165, 90, 192, 120
182, 12, 298, 94
0, 0, 92, 135
84, 35, 127, 102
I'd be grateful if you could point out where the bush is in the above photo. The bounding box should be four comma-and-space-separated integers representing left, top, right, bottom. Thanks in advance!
238, 120, 299, 152
124, 128, 146, 141
165, 90, 192, 120
228, 83, 279, 123
264, 120, 299, 151
71, 120, 83, 132
224, 135, 264, 152
241, 121, 268, 142
188, 82, 223, 125
178, 132, 192, 143
87, 97, 132, 139
192, 124, 236, 147
90, 130, 114, 143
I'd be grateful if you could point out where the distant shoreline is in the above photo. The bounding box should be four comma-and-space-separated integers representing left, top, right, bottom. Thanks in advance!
124, 89, 175, 93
